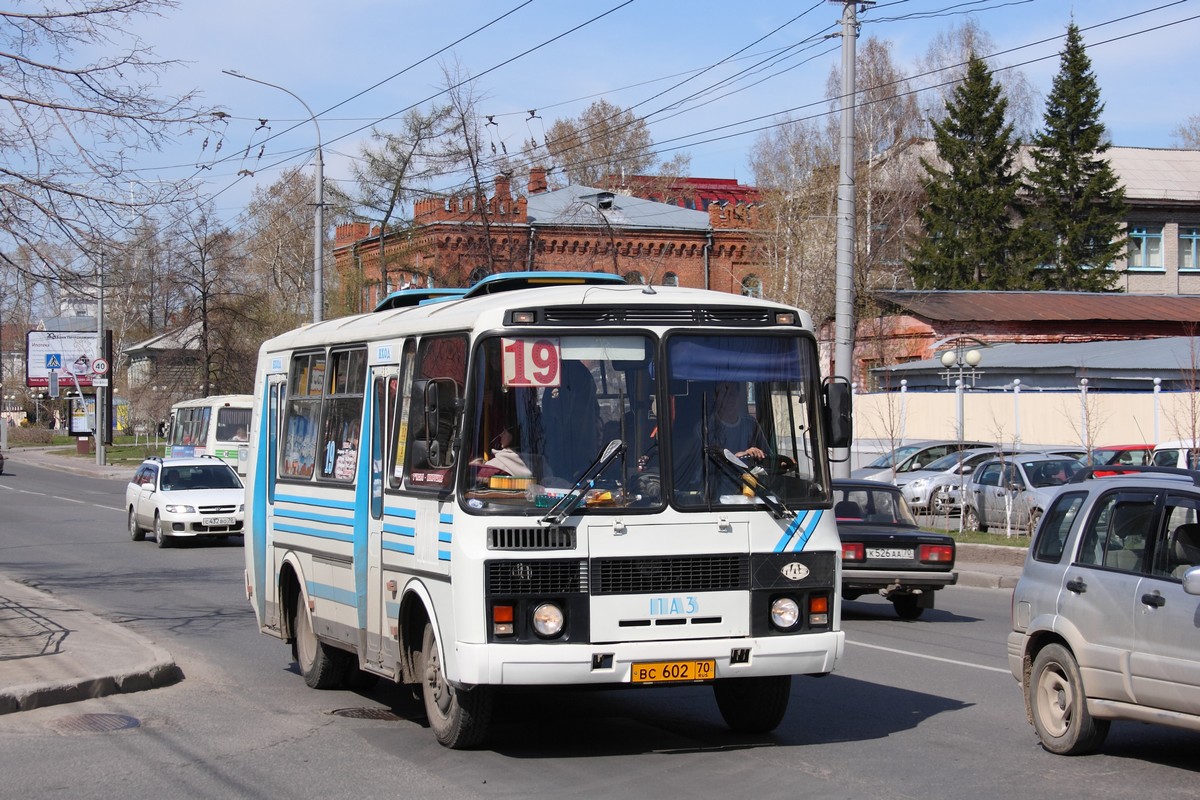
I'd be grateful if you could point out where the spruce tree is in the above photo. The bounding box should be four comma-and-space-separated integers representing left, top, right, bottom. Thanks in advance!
1024, 23, 1127, 291
908, 55, 1028, 289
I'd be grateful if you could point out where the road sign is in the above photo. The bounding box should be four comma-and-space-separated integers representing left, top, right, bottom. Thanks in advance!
92, 377, 109, 387
92, 358, 109, 375
45, 353, 62, 370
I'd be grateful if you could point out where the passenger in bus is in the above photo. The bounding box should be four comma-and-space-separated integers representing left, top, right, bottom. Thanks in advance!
231, 426, 248, 442
472, 426, 532, 483
540, 361, 602, 485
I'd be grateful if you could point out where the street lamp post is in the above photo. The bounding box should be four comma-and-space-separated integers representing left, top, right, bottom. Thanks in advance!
939, 341, 985, 531
223, 70, 324, 323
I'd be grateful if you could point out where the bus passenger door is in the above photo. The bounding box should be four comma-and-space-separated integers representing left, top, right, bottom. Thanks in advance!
253, 376, 287, 631
365, 368, 397, 668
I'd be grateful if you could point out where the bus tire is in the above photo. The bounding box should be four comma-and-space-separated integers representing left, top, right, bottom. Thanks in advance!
713, 675, 792, 733
419, 621, 492, 748
292, 595, 347, 690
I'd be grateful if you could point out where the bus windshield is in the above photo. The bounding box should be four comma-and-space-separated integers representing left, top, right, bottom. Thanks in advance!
462, 330, 826, 514
665, 333, 826, 508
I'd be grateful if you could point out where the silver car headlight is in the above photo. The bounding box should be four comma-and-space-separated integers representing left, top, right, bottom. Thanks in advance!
908, 478, 928, 491
164, 504, 196, 514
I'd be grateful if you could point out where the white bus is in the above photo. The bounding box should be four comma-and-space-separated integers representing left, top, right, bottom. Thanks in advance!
166, 394, 254, 469
243, 272, 852, 748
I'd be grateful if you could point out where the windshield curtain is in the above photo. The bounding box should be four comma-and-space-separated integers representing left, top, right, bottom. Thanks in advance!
462, 334, 658, 513
665, 333, 827, 509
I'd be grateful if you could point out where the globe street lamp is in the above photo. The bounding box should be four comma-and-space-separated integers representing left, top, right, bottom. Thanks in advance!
939, 340, 985, 531
223, 70, 324, 323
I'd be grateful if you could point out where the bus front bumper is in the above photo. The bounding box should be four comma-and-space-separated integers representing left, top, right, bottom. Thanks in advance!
448, 630, 845, 686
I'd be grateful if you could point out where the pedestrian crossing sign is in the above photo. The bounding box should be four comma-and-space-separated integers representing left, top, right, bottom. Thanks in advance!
45, 353, 61, 370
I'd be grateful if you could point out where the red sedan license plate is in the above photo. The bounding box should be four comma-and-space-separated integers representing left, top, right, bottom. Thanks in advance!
866, 547, 913, 559
631, 659, 715, 684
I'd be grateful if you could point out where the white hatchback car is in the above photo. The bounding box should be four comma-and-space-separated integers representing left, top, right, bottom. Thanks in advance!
1009, 466, 1200, 754
126, 456, 245, 547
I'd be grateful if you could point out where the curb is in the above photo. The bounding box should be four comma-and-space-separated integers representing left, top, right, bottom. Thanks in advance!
0, 659, 183, 714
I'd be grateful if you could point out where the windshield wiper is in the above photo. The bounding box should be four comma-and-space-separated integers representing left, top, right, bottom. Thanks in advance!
540, 439, 625, 525
705, 446, 794, 519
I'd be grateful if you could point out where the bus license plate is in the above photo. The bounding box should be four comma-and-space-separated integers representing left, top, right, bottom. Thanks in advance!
631, 659, 715, 684
204, 516, 235, 526
866, 547, 913, 559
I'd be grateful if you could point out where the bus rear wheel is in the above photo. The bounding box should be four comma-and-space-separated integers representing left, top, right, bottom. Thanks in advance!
419, 621, 492, 749
292, 594, 347, 689
713, 675, 792, 733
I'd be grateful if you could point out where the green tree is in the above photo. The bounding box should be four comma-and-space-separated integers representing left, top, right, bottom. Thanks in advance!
908, 55, 1028, 289
1023, 23, 1126, 291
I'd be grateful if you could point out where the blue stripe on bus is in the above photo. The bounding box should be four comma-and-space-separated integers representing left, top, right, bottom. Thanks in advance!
306, 580, 356, 608
790, 509, 822, 552
382, 541, 415, 555
438, 531, 453, 544
384, 507, 417, 520
382, 523, 416, 537
437, 550, 451, 562
774, 510, 823, 552
275, 493, 357, 511
274, 507, 354, 527
439, 512, 454, 526
273, 521, 355, 543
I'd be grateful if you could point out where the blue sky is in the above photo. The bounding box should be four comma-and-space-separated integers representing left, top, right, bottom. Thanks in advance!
129, 0, 1200, 221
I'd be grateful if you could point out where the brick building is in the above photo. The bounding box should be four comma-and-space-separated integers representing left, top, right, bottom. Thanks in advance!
332, 168, 766, 313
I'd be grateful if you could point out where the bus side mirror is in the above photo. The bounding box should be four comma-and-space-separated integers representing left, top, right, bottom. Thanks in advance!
822, 377, 852, 450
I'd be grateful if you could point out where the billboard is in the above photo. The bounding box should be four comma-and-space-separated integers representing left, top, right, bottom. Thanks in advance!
26, 331, 100, 388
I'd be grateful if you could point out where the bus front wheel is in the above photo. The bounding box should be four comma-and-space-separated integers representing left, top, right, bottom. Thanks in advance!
419, 622, 492, 749
713, 675, 792, 733
292, 594, 346, 689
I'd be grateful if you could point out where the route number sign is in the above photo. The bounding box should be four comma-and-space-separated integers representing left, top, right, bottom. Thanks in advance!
501, 337, 561, 388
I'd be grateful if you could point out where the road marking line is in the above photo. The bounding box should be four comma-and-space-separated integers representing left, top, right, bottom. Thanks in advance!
848, 639, 1011, 674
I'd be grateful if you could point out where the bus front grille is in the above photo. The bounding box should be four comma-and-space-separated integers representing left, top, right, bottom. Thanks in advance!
590, 555, 749, 595
488, 526, 576, 550
487, 559, 588, 595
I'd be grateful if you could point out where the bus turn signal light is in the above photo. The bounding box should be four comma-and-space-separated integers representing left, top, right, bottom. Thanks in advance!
493, 604, 514, 636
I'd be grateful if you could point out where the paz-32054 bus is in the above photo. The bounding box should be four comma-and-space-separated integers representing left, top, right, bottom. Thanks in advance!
244, 272, 852, 748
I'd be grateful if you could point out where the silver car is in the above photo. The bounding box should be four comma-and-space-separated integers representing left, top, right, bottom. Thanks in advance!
897, 448, 1013, 513
852, 440, 989, 483
962, 455, 1083, 534
1008, 466, 1200, 754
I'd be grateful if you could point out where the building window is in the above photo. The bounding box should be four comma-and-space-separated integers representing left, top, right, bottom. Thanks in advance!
624, 270, 645, 285
1180, 227, 1200, 271
1127, 225, 1163, 270
662, 272, 679, 287
740, 274, 763, 298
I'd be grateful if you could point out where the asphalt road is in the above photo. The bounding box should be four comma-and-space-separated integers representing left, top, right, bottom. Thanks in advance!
1, 460, 1197, 799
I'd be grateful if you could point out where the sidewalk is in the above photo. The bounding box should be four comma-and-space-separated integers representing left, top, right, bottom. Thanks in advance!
0, 445, 1023, 715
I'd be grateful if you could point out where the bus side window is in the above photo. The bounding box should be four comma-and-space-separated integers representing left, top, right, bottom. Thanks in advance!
404, 334, 466, 490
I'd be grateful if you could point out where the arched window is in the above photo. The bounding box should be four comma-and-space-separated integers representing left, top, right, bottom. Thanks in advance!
662, 272, 679, 287
740, 274, 763, 298
624, 270, 645, 285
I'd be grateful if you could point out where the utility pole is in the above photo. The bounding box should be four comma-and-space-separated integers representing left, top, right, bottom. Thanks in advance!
829, 0, 870, 476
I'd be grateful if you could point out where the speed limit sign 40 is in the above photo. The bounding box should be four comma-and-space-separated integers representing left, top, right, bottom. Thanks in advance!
91, 358, 109, 375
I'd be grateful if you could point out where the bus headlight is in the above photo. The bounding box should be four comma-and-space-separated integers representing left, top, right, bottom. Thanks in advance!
531, 603, 564, 637
770, 597, 800, 629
